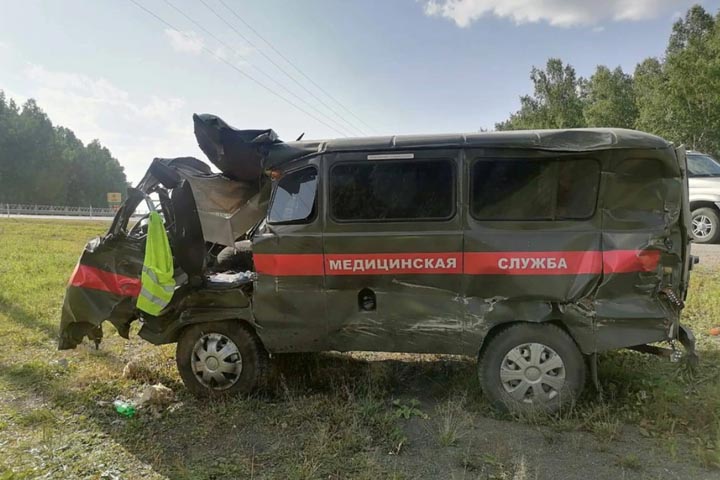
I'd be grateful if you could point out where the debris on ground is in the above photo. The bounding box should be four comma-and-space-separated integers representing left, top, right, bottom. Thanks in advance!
121, 359, 154, 381
113, 400, 136, 418
137, 383, 176, 416
709, 327, 720, 336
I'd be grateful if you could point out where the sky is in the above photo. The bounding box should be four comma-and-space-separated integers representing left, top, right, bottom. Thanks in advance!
1, 0, 719, 183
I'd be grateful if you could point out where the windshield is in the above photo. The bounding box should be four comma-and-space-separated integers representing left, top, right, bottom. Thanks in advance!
687, 154, 720, 177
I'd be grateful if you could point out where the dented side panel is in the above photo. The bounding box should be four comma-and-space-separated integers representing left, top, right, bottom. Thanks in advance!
593, 149, 686, 351
462, 149, 604, 355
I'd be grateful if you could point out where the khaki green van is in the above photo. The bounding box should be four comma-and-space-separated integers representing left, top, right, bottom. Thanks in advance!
59, 115, 697, 413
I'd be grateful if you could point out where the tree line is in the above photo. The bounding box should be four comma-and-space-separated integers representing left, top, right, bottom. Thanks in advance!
496, 5, 720, 157
0, 91, 128, 206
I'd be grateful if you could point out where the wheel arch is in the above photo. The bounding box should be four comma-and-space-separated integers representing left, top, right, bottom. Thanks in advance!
138, 307, 259, 345
689, 200, 720, 212
477, 318, 587, 361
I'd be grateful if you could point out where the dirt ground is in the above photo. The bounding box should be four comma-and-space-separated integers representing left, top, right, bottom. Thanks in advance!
342, 354, 717, 480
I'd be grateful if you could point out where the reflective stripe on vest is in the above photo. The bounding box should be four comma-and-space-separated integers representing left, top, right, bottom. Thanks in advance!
142, 266, 175, 293
136, 211, 175, 316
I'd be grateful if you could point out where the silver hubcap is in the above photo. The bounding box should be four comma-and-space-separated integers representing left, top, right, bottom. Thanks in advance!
692, 215, 714, 238
500, 343, 566, 404
191, 333, 242, 390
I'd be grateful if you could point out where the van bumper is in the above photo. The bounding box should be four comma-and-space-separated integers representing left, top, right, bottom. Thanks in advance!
627, 324, 698, 365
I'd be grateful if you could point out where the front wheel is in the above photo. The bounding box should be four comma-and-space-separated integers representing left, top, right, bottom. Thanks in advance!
176, 321, 268, 398
478, 323, 586, 414
691, 207, 720, 244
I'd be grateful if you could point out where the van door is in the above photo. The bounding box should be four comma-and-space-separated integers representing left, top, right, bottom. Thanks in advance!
593, 149, 683, 350
322, 150, 464, 354
251, 160, 327, 352
463, 153, 603, 354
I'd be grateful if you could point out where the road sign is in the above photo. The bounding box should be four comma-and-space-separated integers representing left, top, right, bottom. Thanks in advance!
107, 192, 122, 204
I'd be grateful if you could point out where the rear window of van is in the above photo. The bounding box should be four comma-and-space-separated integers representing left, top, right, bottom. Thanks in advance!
471, 158, 599, 220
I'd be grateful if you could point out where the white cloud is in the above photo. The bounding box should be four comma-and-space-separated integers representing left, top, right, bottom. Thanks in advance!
423, 0, 688, 28
22, 63, 198, 183
163, 28, 250, 64
164, 28, 204, 54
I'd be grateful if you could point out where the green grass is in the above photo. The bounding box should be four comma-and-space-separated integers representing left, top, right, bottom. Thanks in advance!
1, 218, 720, 478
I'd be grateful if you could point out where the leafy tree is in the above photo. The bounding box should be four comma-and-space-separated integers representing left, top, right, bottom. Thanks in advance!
496, 58, 585, 130
495, 5, 720, 156
667, 5, 715, 54
633, 57, 669, 136
0, 91, 129, 206
662, 6, 720, 153
582, 66, 638, 129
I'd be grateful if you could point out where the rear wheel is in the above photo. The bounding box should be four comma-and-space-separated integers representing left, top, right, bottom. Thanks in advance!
176, 321, 268, 397
478, 323, 586, 414
691, 207, 720, 244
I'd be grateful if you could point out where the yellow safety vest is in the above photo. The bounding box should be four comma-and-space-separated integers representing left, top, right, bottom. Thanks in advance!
136, 211, 175, 315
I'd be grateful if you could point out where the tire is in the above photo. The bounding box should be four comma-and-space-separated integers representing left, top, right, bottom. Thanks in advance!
478, 323, 586, 414
691, 207, 720, 244
176, 321, 268, 398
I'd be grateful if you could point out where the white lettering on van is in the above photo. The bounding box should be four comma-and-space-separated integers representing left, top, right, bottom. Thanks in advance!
497, 256, 570, 271
325, 254, 461, 273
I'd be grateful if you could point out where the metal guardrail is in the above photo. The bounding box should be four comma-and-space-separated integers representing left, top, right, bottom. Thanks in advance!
3, 203, 118, 217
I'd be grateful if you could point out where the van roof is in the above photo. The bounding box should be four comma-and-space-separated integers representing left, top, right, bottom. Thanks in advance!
285, 128, 671, 156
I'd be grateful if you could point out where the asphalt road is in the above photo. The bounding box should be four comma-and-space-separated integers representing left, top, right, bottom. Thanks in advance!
1, 214, 113, 221
690, 242, 720, 270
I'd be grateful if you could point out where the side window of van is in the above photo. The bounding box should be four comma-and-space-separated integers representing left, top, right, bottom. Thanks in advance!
330, 160, 454, 221
268, 167, 318, 224
471, 159, 599, 220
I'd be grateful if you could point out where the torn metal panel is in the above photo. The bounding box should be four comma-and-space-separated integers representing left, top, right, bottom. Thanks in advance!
145, 157, 271, 247
59, 235, 144, 349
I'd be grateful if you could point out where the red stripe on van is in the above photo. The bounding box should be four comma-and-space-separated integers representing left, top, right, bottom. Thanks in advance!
69, 264, 141, 297
253, 253, 325, 276
252, 250, 660, 276
602, 249, 661, 273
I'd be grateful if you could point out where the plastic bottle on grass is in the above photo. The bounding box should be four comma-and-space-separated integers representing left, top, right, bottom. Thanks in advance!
113, 400, 136, 417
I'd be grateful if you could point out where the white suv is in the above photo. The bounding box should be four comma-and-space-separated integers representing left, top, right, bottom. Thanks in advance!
688, 151, 720, 243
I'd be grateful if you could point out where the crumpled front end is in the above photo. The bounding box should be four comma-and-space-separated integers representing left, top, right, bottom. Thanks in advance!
59, 113, 291, 349
59, 235, 144, 349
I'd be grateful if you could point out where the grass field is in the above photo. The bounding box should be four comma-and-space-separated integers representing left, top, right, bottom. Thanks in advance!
1, 218, 720, 479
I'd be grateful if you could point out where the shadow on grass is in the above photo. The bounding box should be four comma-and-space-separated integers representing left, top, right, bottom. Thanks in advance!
0, 351, 483, 479
2, 346, 719, 478
0, 298, 60, 340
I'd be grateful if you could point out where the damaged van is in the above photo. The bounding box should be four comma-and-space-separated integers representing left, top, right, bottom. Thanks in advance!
60, 114, 698, 413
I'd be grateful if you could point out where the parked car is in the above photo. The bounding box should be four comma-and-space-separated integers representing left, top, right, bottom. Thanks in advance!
688, 151, 720, 243
59, 118, 697, 414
